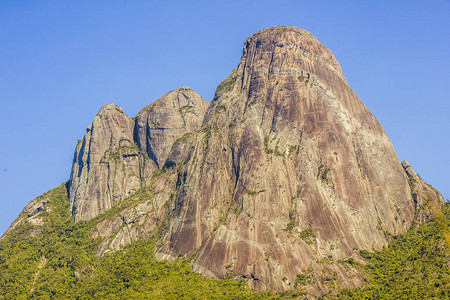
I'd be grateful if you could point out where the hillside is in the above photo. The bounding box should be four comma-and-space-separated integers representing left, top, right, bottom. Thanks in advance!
0, 184, 448, 298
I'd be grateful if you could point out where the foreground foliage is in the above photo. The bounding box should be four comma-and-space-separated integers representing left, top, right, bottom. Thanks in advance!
0, 184, 448, 299
0, 185, 275, 299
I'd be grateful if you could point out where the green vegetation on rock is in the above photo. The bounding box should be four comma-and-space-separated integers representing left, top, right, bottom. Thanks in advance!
329, 203, 450, 299
0, 185, 276, 299
1, 184, 449, 299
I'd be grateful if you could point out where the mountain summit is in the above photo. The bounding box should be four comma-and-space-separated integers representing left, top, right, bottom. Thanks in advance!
69, 86, 209, 221
2, 26, 445, 297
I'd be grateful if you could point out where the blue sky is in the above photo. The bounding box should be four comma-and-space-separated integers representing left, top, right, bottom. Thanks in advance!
0, 0, 449, 235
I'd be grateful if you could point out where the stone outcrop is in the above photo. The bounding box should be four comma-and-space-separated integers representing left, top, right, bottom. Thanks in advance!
61, 26, 444, 296
1, 186, 60, 241
134, 86, 209, 168
68, 87, 209, 221
153, 26, 419, 295
402, 160, 445, 223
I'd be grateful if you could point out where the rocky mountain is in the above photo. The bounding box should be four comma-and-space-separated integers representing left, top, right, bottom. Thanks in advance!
1, 26, 445, 298
69, 87, 209, 221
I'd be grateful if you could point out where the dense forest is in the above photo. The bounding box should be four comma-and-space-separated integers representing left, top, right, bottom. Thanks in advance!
0, 184, 448, 299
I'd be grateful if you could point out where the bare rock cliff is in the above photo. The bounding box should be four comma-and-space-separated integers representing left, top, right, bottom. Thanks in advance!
134, 86, 209, 168
402, 160, 445, 223
154, 26, 418, 294
65, 26, 443, 296
68, 87, 209, 221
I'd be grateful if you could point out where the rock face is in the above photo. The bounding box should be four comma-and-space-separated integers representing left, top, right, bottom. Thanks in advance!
155, 26, 416, 294
65, 26, 443, 296
134, 86, 209, 168
68, 87, 209, 221
402, 160, 445, 223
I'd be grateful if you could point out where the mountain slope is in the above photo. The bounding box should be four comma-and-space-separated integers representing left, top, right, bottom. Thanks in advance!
0, 184, 277, 299
0, 185, 447, 299
0, 26, 446, 298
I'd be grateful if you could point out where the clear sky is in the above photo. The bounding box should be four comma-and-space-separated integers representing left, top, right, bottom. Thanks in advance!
1, 0, 449, 235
